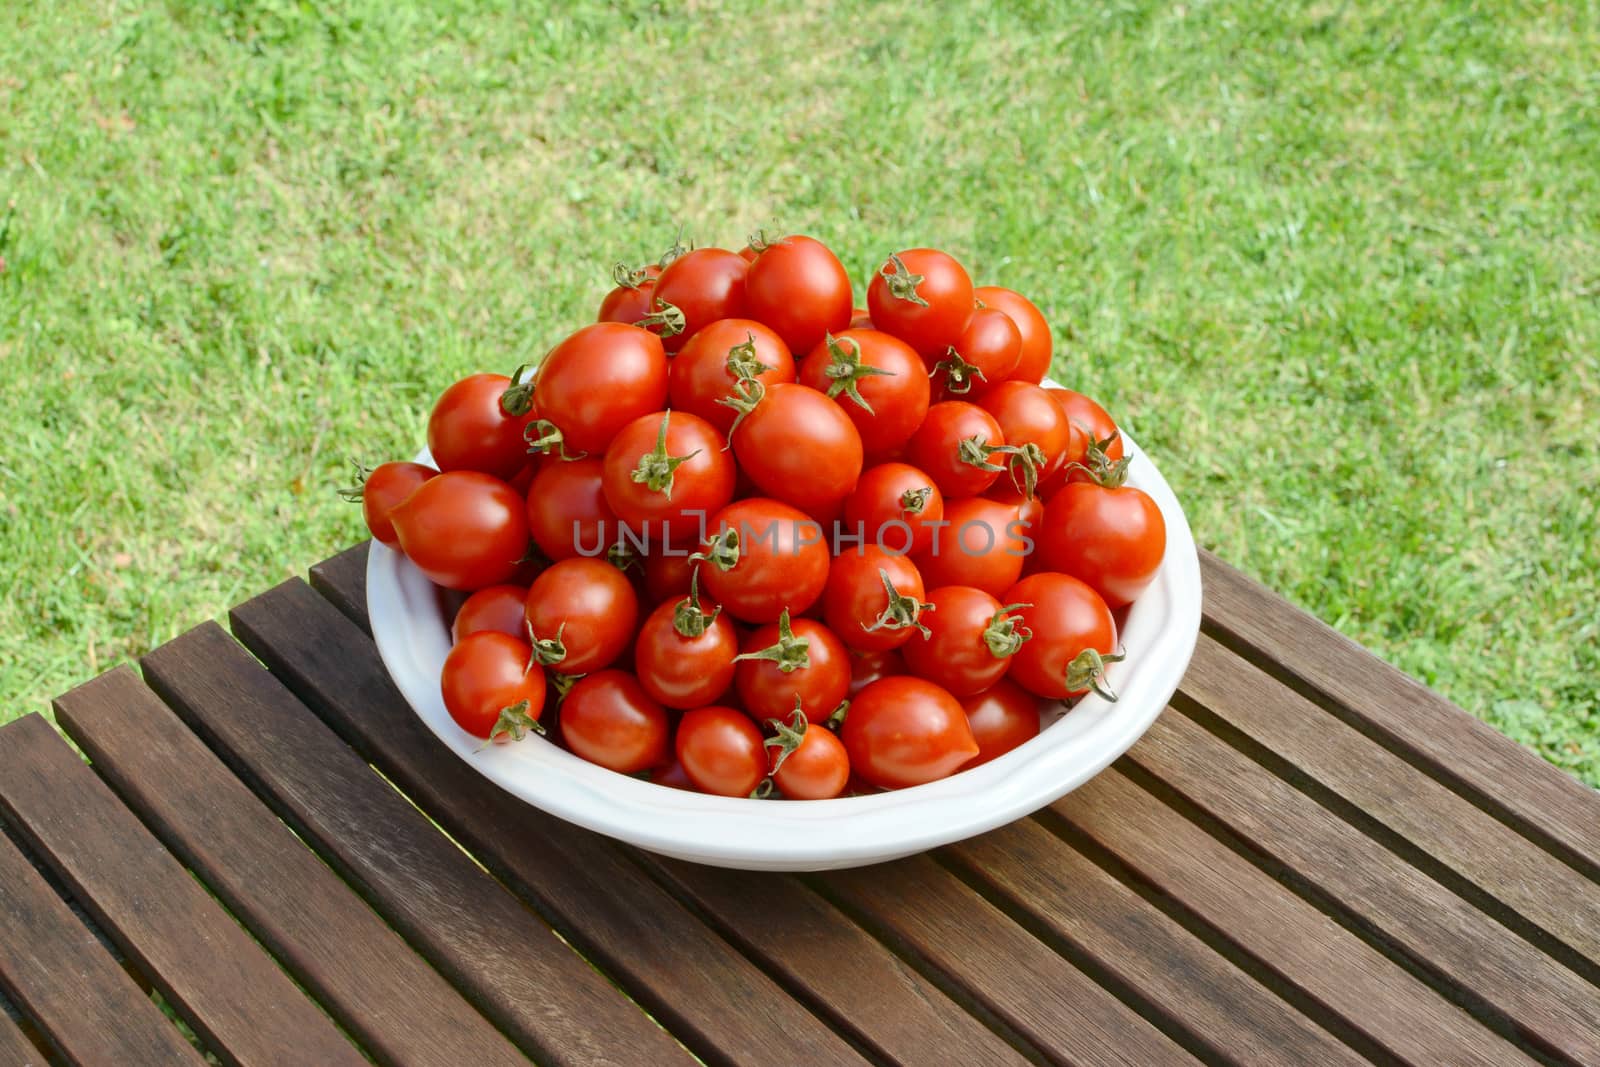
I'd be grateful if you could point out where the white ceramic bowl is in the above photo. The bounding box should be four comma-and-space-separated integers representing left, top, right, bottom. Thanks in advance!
368, 422, 1200, 871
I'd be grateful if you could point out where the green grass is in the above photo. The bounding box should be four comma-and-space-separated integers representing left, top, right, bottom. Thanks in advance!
1, 0, 1596, 784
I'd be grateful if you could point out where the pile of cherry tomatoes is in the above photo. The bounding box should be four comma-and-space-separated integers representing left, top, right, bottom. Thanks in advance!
351, 233, 1167, 800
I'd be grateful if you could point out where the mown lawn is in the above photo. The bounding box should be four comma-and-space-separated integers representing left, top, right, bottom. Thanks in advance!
1, 0, 1596, 783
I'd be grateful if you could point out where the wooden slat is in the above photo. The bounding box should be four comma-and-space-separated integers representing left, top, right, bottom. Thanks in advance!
1179, 631, 1600, 973
140, 623, 688, 1067
1054, 765, 1535, 1067
229, 578, 871, 1067
1126, 708, 1600, 1063
0, 826, 206, 1066
944, 820, 1367, 1066
0, 715, 362, 1067
1200, 550, 1600, 879
53, 666, 528, 1067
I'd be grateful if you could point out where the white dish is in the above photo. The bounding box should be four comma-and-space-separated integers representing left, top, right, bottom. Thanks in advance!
368, 416, 1201, 871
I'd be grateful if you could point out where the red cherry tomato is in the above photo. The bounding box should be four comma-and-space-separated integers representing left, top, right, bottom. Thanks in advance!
697, 498, 830, 623
451, 584, 530, 644
533, 323, 669, 455
426, 372, 538, 481
440, 632, 545, 743
931, 306, 1022, 401
523, 558, 639, 674
979, 382, 1071, 500
1042, 388, 1125, 492
841, 462, 945, 557
649, 756, 697, 791
798, 329, 930, 461
676, 706, 768, 797
1039, 479, 1166, 609
905, 401, 1013, 498
847, 307, 874, 330
601, 411, 735, 545
744, 235, 854, 355
668, 318, 796, 435
867, 248, 975, 360
734, 610, 851, 724
975, 286, 1052, 385
561, 670, 669, 773
961, 678, 1042, 766
597, 263, 661, 324
731, 382, 863, 517
353, 461, 436, 549
391, 471, 530, 590
646, 248, 749, 353
912, 496, 1029, 599
900, 585, 1028, 696
526, 457, 620, 561
1003, 572, 1119, 701
641, 550, 697, 605
764, 711, 850, 799
632, 584, 739, 709
822, 546, 930, 653
847, 647, 905, 695
841, 676, 978, 789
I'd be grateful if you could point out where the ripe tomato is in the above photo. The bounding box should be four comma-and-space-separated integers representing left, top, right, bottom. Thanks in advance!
900, 585, 1028, 696
822, 546, 930, 652
1042, 388, 1124, 491
1003, 573, 1119, 701
523, 558, 639, 673
426, 372, 538, 481
391, 471, 530, 590
975, 286, 1051, 385
451, 584, 530, 644
905, 401, 1015, 499
764, 710, 850, 800
932, 306, 1021, 401
961, 678, 1041, 766
560, 670, 669, 773
697, 498, 830, 623
841, 676, 978, 789
867, 248, 974, 360
912, 496, 1029, 599
440, 632, 545, 743
526, 457, 620, 561
641, 550, 697, 605
744, 235, 854, 356
668, 318, 795, 435
633, 580, 738, 709
649, 756, 696, 791
848, 307, 874, 330
601, 411, 735, 545
734, 610, 851, 723
646, 248, 749, 352
351, 461, 436, 549
675, 706, 767, 797
730, 382, 863, 517
848, 647, 905, 695
597, 263, 661, 325
533, 323, 669, 455
1038, 478, 1167, 609
841, 462, 944, 557
799, 329, 929, 460
979, 382, 1070, 500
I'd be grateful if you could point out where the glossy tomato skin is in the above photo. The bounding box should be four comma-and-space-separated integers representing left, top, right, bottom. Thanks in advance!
769, 722, 850, 800
848, 647, 905, 695
933, 306, 1022, 401
440, 632, 546, 741
533, 323, 669, 455
975, 286, 1052, 385
841, 677, 978, 789
744, 235, 854, 356
913, 496, 1030, 598
1041, 388, 1124, 492
822, 546, 928, 652
633, 598, 739, 709
360, 462, 436, 549
641, 550, 697, 605
734, 615, 851, 723
560, 670, 669, 773
649, 248, 749, 352
598, 264, 661, 324
698, 498, 830, 623
526, 457, 620, 561
961, 678, 1041, 766
669, 319, 795, 436
601, 411, 735, 545
799, 329, 929, 461
427, 373, 537, 482
649, 756, 697, 791
980, 382, 1071, 500
1038, 482, 1166, 609
391, 471, 530, 590
451, 584, 530, 644
867, 248, 975, 361
675, 706, 767, 797
841, 463, 944, 558
732, 383, 863, 517
1003, 573, 1117, 701
900, 585, 1021, 696
905, 401, 1010, 499
523, 558, 639, 673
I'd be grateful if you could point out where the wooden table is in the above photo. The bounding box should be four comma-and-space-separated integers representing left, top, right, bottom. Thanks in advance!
1, 543, 1597, 1066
